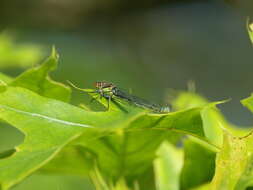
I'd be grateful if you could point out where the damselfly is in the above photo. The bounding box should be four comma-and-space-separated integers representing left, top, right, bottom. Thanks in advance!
68, 81, 170, 113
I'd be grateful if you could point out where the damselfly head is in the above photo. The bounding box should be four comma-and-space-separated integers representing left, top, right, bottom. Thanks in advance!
94, 81, 115, 89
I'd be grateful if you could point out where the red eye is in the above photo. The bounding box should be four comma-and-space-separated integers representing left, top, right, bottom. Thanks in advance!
94, 81, 114, 89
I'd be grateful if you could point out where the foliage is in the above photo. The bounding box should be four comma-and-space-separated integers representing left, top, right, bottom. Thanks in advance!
0, 33, 43, 68
0, 22, 253, 190
248, 17, 253, 45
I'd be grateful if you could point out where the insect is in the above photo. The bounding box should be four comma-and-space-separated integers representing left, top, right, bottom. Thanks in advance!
67, 81, 170, 113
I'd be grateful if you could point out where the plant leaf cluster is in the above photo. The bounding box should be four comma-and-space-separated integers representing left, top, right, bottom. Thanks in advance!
1, 24, 253, 190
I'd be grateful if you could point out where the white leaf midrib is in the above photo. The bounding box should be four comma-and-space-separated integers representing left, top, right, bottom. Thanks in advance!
0, 104, 93, 128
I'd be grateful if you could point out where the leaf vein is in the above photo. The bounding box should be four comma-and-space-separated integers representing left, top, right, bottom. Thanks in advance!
0, 105, 93, 128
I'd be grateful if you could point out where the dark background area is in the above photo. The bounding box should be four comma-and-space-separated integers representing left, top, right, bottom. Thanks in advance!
0, 0, 253, 189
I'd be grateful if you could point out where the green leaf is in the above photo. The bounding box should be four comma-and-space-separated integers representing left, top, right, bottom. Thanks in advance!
209, 94, 253, 190
180, 137, 216, 190
0, 86, 144, 190
10, 48, 71, 102
0, 33, 42, 68
172, 92, 226, 147
241, 93, 253, 113
0, 149, 15, 159
171, 92, 222, 146
190, 183, 211, 190
39, 93, 226, 190
0, 73, 12, 93
76, 105, 223, 184
247, 17, 253, 45
0, 85, 225, 189
171, 92, 208, 110
38, 145, 93, 175
154, 141, 183, 190
172, 91, 250, 137
0, 73, 13, 84
210, 132, 248, 190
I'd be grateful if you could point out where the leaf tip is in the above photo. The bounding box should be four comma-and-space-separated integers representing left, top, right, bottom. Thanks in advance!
246, 17, 253, 44
240, 94, 253, 110
51, 45, 59, 60
67, 80, 93, 93
207, 99, 231, 108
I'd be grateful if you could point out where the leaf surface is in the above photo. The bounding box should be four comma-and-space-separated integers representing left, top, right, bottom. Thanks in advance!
209, 94, 253, 190
247, 18, 253, 45
180, 137, 216, 190
10, 48, 71, 102
0, 33, 42, 68
0, 85, 225, 189
0, 73, 12, 84
154, 141, 183, 190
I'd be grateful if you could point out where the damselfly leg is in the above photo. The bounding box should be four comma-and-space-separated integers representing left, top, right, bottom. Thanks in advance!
67, 80, 113, 110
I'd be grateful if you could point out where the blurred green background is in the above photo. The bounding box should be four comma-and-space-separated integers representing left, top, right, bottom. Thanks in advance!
0, 0, 253, 189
